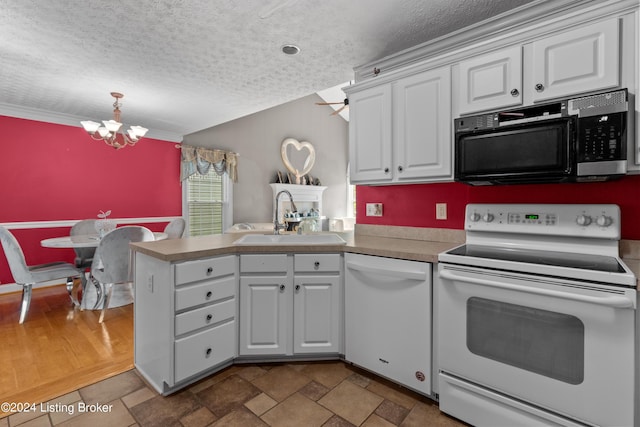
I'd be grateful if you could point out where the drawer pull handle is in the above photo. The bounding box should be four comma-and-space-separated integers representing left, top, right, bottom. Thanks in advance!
205, 348, 212, 357
314, 261, 320, 270
206, 291, 213, 299
206, 314, 213, 322
206, 267, 213, 275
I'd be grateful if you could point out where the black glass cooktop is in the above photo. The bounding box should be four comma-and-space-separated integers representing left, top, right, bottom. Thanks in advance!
447, 245, 626, 273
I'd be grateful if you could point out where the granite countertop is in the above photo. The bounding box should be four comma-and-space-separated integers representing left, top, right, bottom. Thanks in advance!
130, 224, 640, 289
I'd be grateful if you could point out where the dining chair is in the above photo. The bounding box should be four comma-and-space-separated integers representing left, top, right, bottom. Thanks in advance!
0, 226, 84, 323
164, 218, 186, 239
90, 226, 154, 323
70, 219, 97, 269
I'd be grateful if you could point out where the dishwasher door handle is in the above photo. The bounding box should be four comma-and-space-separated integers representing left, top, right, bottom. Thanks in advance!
440, 268, 636, 309
346, 261, 427, 281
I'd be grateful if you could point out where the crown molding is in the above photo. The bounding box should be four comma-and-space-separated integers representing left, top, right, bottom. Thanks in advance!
351, 0, 638, 84
0, 103, 183, 143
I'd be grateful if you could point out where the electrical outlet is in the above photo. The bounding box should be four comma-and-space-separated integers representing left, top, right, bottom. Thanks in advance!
436, 203, 447, 220
366, 203, 383, 217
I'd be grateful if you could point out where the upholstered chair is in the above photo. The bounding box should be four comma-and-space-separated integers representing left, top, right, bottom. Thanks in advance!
164, 218, 186, 239
89, 226, 154, 322
70, 219, 97, 269
0, 226, 84, 323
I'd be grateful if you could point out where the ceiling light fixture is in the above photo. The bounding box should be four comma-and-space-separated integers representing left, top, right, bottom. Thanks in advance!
281, 44, 300, 55
80, 92, 148, 150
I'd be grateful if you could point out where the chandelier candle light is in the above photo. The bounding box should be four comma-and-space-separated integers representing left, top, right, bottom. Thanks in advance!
80, 92, 148, 149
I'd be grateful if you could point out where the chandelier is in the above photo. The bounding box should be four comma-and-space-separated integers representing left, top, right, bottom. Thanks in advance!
80, 92, 148, 149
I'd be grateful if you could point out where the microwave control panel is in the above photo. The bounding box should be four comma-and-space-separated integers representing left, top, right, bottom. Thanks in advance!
577, 113, 626, 162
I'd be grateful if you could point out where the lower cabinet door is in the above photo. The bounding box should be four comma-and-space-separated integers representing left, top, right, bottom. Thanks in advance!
174, 320, 235, 382
239, 275, 291, 355
293, 275, 341, 354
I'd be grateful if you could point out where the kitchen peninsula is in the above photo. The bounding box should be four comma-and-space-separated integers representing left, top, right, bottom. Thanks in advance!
130, 226, 461, 396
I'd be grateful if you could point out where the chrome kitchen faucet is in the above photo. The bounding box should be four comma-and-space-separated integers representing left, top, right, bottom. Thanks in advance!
274, 190, 297, 234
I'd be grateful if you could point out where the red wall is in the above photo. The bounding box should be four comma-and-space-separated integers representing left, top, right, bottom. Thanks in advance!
0, 116, 182, 285
356, 175, 640, 240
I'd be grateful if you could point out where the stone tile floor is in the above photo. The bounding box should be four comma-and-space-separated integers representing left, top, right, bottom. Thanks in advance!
2, 361, 467, 426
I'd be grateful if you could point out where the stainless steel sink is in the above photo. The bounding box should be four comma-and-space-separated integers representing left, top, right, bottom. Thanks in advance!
233, 233, 346, 246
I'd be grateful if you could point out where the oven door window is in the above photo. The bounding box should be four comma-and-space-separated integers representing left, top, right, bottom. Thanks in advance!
456, 120, 571, 180
467, 297, 584, 384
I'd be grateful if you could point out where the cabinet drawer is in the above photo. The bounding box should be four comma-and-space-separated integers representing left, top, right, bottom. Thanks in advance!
175, 276, 235, 311
240, 254, 288, 273
175, 255, 236, 286
175, 298, 235, 336
174, 320, 235, 382
294, 254, 341, 273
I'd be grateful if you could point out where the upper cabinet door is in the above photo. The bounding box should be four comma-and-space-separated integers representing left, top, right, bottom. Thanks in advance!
530, 18, 620, 103
394, 66, 452, 181
458, 45, 522, 115
348, 84, 393, 183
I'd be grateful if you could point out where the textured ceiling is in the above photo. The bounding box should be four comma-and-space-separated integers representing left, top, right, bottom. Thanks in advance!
0, 0, 536, 141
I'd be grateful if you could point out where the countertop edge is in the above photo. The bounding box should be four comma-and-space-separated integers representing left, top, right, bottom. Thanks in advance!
131, 230, 640, 290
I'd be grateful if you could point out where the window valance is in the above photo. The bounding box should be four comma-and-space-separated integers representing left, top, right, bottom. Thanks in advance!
180, 145, 238, 182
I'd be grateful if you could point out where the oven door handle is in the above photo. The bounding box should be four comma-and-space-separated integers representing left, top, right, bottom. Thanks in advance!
346, 261, 427, 281
440, 269, 635, 309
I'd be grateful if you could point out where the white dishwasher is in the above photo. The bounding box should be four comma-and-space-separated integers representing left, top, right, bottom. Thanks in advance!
345, 253, 432, 396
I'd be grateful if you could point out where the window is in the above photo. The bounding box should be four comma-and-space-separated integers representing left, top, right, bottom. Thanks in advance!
183, 169, 232, 236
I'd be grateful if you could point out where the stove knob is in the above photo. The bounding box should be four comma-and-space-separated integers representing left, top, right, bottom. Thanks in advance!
469, 212, 481, 222
576, 215, 592, 226
482, 213, 494, 223
596, 215, 613, 227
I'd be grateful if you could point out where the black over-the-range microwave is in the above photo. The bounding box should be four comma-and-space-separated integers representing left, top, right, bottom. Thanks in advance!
454, 89, 629, 185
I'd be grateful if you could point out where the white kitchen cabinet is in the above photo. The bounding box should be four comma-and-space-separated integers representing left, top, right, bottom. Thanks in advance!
457, 18, 620, 115
239, 253, 342, 357
528, 17, 619, 103
457, 45, 522, 115
344, 253, 432, 396
293, 254, 342, 354
348, 65, 452, 184
239, 254, 290, 356
393, 67, 452, 181
348, 84, 393, 183
134, 253, 237, 394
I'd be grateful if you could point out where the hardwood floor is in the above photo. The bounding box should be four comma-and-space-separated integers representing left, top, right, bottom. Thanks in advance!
0, 284, 133, 415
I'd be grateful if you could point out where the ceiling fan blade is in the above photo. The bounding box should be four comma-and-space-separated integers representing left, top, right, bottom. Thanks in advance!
331, 105, 348, 115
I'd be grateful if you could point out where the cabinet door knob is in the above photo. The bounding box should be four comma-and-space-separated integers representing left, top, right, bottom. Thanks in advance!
206, 314, 213, 322
206, 267, 213, 275
384, 167, 389, 173
314, 261, 320, 270
295, 284, 300, 291
206, 291, 213, 299
510, 88, 519, 97
398, 165, 403, 172
535, 83, 544, 92
205, 348, 212, 357
279, 284, 285, 291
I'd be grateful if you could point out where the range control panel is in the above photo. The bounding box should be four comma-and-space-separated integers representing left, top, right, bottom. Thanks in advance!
465, 204, 620, 239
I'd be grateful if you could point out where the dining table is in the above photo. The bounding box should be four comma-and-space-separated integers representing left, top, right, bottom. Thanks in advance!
40, 232, 168, 248
40, 232, 168, 310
